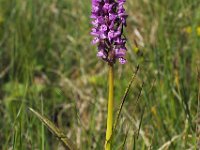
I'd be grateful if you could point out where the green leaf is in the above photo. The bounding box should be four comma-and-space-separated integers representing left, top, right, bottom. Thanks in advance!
29, 107, 77, 150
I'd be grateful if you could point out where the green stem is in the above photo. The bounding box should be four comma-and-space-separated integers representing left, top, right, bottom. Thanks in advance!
105, 64, 114, 150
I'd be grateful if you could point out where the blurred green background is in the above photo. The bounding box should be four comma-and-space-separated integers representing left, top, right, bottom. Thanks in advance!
0, 0, 199, 149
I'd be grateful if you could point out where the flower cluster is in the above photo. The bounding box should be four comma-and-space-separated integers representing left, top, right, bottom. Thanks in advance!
91, 0, 128, 64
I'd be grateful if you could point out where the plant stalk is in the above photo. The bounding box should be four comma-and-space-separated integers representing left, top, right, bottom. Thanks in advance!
105, 63, 114, 150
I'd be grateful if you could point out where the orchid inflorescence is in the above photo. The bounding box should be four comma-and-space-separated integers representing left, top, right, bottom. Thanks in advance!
91, 0, 128, 64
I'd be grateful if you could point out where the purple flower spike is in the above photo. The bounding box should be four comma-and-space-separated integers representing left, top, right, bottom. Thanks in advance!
91, 0, 128, 64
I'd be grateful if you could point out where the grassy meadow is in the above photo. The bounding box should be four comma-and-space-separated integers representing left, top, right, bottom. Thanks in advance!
0, 0, 200, 149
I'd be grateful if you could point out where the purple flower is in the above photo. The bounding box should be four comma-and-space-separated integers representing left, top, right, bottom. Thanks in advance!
91, 0, 128, 64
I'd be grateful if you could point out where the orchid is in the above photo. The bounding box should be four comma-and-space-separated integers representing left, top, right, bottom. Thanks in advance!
91, 0, 128, 64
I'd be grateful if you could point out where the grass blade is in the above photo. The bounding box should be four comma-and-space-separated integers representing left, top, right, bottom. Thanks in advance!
196, 68, 200, 148
113, 65, 139, 131
29, 107, 77, 150
121, 127, 129, 150
132, 133, 136, 150
137, 105, 145, 139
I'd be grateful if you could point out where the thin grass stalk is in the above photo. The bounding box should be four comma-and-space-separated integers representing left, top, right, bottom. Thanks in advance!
105, 64, 114, 150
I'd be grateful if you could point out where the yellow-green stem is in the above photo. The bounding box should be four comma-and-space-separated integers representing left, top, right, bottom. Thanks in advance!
105, 64, 114, 150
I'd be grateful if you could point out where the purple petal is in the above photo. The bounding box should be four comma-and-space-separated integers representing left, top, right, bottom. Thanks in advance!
119, 57, 126, 64
92, 37, 100, 44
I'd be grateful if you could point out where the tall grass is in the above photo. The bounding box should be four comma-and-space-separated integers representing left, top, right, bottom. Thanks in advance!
0, 0, 199, 149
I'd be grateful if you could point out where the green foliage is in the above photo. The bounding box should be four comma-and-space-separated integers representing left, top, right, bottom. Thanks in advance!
0, 0, 199, 149
29, 107, 77, 150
